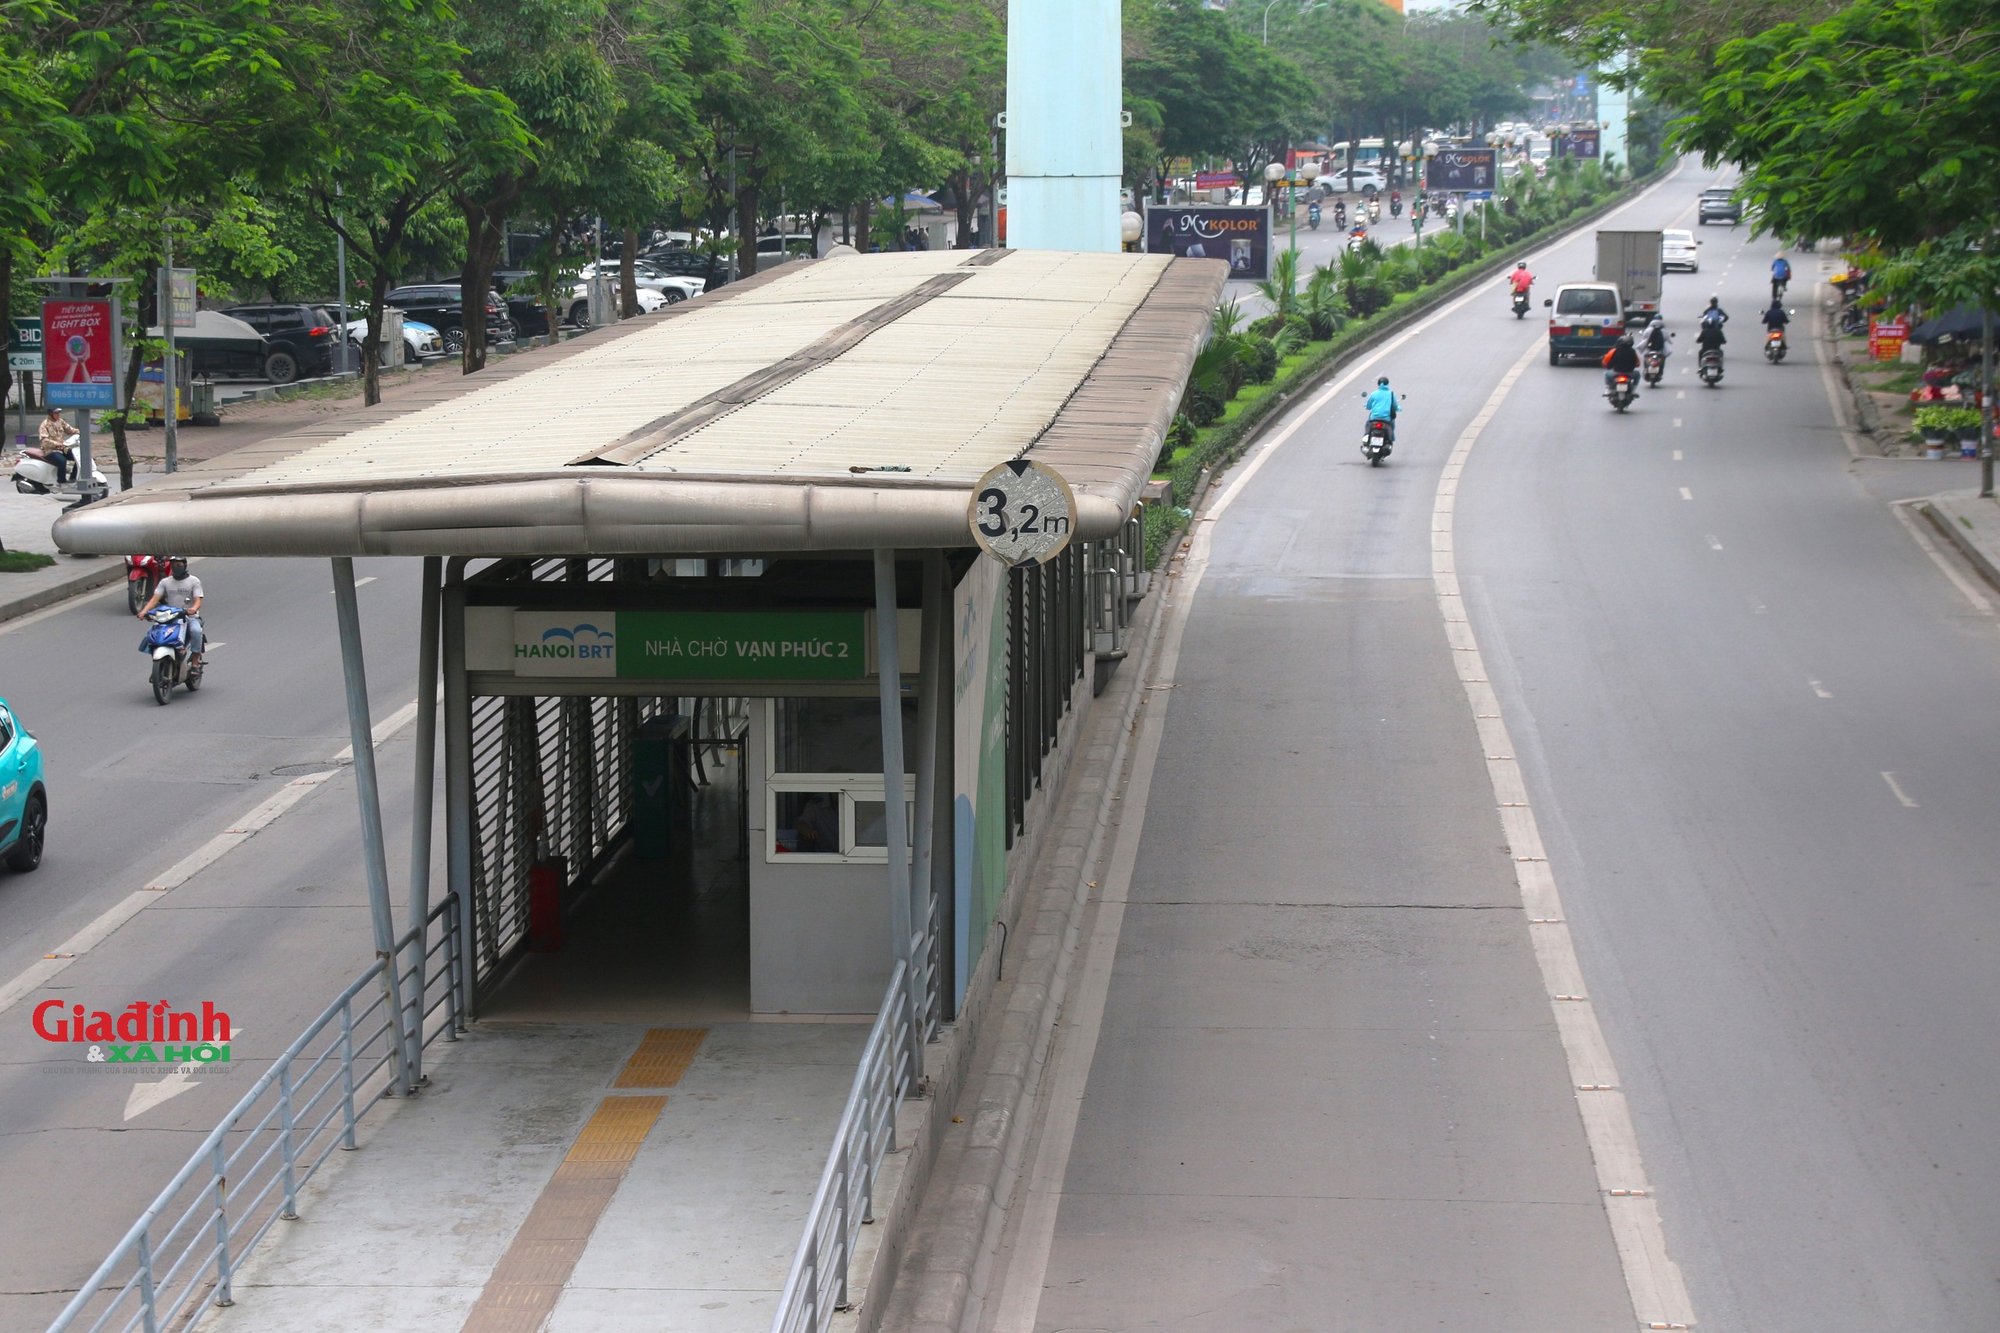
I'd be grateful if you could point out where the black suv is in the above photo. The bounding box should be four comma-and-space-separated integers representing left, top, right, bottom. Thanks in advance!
643, 249, 730, 289
382, 285, 516, 353
221, 304, 340, 384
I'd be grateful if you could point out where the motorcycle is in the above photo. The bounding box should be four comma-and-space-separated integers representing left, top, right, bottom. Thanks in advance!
12, 432, 106, 496
1512, 289, 1532, 319
1389, 193, 1403, 218
1764, 328, 1788, 363
1362, 416, 1394, 465
1333, 202, 1347, 229
1698, 347, 1725, 387
125, 553, 171, 616
1368, 198, 1381, 222
1606, 372, 1638, 413
1642, 348, 1666, 386
139, 605, 203, 705
1307, 202, 1321, 231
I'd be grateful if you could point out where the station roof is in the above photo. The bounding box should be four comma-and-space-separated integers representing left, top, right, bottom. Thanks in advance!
54, 249, 1225, 558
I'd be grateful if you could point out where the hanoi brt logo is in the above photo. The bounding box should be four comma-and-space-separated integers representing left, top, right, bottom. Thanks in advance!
512, 613, 616, 677
33, 999, 233, 1064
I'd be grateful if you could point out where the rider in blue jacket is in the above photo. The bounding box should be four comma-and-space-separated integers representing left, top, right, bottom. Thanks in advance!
1366, 376, 1399, 444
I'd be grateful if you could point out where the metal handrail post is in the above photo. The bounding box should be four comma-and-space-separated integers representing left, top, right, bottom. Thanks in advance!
872, 550, 919, 1063
209, 1139, 236, 1306
910, 549, 944, 1063
442, 561, 478, 1021
330, 556, 413, 1095
135, 1230, 159, 1333
338, 1001, 359, 1150
277, 1064, 301, 1219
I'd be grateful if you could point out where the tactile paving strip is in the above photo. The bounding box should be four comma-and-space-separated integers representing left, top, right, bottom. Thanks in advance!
458, 1095, 666, 1333
612, 1027, 708, 1088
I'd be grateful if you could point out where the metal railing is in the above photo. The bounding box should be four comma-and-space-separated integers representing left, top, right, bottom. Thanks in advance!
770, 960, 919, 1333
47, 894, 465, 1333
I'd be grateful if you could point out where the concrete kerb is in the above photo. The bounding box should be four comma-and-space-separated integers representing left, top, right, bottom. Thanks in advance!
872, 578, 1171, 1333
0, 557, 123, 625
1921, 490, 2000, 591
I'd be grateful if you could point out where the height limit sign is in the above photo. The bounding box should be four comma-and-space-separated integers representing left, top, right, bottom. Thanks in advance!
969, 459, 1077, 567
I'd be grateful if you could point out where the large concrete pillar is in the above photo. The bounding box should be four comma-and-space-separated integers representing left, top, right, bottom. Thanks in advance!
1599, 59, 1629, 172
1006, 0, 1121, 252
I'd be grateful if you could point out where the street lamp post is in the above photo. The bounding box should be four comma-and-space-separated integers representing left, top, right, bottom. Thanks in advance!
1265, 160, 1290, 257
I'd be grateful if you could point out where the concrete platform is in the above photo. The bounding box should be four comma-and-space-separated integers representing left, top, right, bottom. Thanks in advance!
208, 1020, 867, 1333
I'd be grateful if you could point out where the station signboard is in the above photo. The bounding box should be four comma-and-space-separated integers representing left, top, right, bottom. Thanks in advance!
512, 610, 870, 680
1143, 204, 1272, 280
1424, 147, 1499, 193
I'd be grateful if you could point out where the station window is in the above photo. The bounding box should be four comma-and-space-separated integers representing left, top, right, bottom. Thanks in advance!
765, 699, 916, 863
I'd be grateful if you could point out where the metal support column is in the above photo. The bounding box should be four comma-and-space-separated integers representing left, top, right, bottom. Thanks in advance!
405, 557, 442, 1076
442, 559, 475, 1023
329, 557, 412, 1094
911, 551, 945, 1050
873, 550, 918, 1058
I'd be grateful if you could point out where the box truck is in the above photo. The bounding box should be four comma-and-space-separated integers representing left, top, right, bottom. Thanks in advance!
1594, 229, 1663, 325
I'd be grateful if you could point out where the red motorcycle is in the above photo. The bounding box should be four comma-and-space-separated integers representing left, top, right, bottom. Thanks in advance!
125, 554, 170, 616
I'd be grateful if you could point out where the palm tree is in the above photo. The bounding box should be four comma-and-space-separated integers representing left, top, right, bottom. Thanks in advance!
1255, 248, 1301, 322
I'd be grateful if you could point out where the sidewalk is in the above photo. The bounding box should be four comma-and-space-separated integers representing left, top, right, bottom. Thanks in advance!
1922, 489, 2000, 589
209, 1021, 868, 1333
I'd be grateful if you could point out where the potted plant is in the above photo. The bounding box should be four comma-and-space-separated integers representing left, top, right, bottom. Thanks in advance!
1914, 405, 1956, 458
1950, 407, 1985, 457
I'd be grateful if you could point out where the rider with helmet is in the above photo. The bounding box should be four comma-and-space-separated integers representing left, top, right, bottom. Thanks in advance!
1602, 333, 1641, 389
1701, 296, 1729, 327
1365, 376, 1399, 445
138, 557, 204, 667
1642, 316, 1672, 370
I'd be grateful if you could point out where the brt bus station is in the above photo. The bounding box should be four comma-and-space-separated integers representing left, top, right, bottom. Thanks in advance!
48, 247, 1220, 1332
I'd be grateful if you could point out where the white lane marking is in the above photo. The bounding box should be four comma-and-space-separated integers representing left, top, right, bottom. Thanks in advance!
1673, 450, 1683, 461
327, 576, 376, 592
0, 690, 432, 1019
1676, 390, 1686, 399
1809, 678, 1833, 698
124, 1026, 248, 1121
1673, 418, 1682, 428
1881, 771, 1919, 808
1707, 535, 1724, 550
1433, 338, 1698, 1330
1680, 487, 1694, 500
988, 163, 1695, 1333
1889, 499, 1994, 614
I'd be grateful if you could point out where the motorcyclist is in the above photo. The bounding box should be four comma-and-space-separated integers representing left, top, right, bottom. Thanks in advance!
1389, 189, 1402, 217
1701, 296, 1728, 327
1507, 262, 1534, 299
1365, 375, 1399, 445
35, 407, 72, 484
1601, 334, 1641, 390
1333, 199, 1347, 228
139, 556, 204, 667
1695, 317, 1728, 364
1761, 300, 1790, 334
1771, 253, 1791, 299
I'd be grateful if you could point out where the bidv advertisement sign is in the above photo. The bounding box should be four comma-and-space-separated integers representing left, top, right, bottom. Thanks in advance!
1143, 205, 1272, 281
1424, 147, 1499, 193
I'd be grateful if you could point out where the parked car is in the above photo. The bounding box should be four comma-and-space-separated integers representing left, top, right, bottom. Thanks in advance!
157, 309, 291, 383
576, 260, 706, 298
642, 248, 731, 289
0, 697, 47, 872
220, 304, 340, 383
381, 285, 515, 354
343, 315, 448, 364
1698, 189, 1741, 225
1661, 228, 1700, 272
565, 282, 694, 328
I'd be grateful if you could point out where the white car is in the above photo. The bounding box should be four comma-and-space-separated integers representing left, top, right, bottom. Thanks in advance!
565, 277, 701, 328
1662, 228, 1700, 272
1322, 166, 1387, 194
576, 260, 706, 299
343, 314, 447, 364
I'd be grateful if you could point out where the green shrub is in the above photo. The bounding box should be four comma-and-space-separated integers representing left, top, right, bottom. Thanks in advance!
1186, 381, 1225, 425
1282, 314, 1312, 344
1144, 501, 1191, 566
1241, 335, 1279, 384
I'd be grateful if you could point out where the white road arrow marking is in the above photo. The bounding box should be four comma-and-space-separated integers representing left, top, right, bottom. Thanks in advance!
124, 1028, 244, 1121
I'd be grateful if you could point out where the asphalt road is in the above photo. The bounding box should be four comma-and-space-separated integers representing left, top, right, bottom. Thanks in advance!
0, 557, 431, 1329
1005, 162, 2000, 1333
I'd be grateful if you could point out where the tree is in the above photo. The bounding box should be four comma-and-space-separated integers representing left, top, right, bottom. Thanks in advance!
1125, 0, 1315, 193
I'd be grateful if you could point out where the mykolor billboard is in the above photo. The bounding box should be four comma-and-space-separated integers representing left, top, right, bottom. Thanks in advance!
41, 300, 119, 408
1424, 147, 1499, 193
1558, 129, 1601, 159
1143, 205, 1271, 281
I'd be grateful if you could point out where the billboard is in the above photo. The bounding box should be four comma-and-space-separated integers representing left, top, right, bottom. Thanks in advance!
1143, 205, 1272, 281
41, 300, 120, 408
1424, 147, 1499, 193
1558, 129, 1601, 159
6, 318, 39, 373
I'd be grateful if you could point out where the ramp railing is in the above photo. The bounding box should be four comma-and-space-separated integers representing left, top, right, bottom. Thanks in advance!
45, 895, 464, 1333
771, 960, 918, 1333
